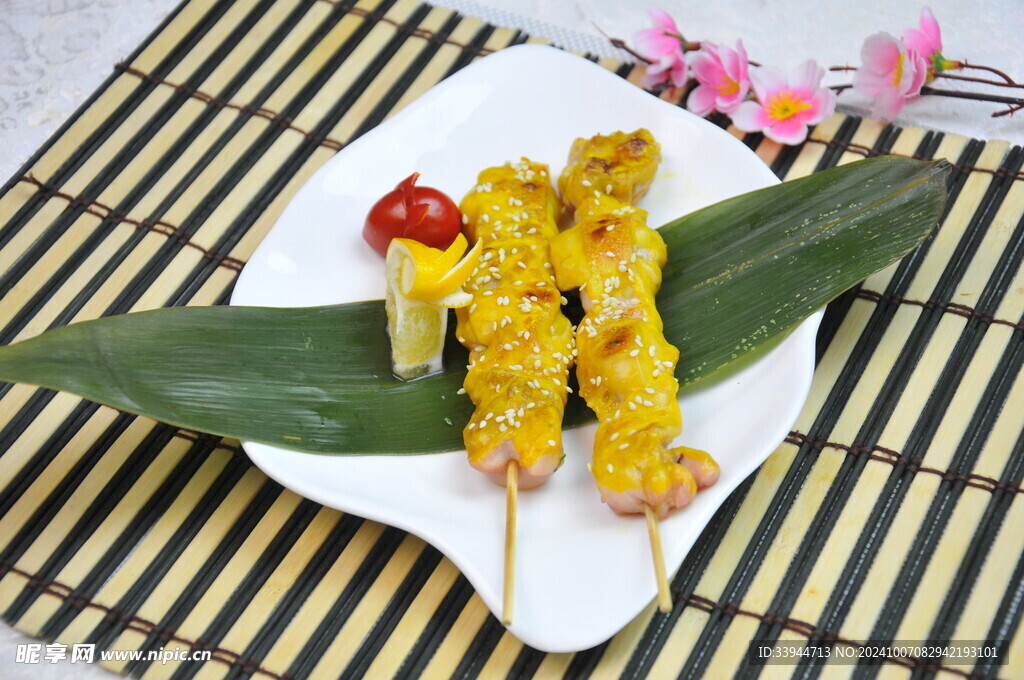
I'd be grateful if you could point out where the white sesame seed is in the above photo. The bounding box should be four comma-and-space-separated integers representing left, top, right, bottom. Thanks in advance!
629, 349, 640, 357
610, 432, 619, 441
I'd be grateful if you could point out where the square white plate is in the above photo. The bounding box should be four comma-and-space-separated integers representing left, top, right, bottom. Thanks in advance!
230, 44, 820, 653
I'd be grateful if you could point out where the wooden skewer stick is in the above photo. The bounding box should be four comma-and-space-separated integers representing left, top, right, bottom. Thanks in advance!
502, 460, 519, 626
644, 503, 673, 613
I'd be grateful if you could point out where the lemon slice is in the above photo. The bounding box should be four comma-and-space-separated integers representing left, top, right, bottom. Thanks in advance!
399, 234, 467, 286
385, 235, 481, 380
402, 234, 483, 303
385, 246, 446, 380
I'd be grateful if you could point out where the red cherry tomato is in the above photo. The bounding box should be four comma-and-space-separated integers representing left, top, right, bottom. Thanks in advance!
362, 172, 462, 256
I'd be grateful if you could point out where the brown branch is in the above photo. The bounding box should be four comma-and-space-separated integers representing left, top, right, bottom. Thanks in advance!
919, 85, 1024, 107
938, 72, 1024, 89
993, 104, 1023, 118
592, 23, 652, 64
956, 60, 1017, 85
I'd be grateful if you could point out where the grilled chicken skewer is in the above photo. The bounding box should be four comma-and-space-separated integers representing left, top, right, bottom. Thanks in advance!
456, 159, 576, 623
551, 129, 719, 607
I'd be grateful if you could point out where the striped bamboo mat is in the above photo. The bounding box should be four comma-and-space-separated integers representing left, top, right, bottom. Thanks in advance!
0, 0, 1021, 678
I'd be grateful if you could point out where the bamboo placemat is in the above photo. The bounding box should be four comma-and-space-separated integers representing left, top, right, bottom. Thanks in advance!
0, 0, 1021, 678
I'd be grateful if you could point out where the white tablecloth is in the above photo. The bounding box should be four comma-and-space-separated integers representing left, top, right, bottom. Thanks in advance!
1, 0, 1019, 185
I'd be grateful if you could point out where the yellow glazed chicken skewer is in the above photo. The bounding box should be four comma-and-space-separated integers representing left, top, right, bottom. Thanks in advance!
551, 130, 719, 611
456, 159, 575, 625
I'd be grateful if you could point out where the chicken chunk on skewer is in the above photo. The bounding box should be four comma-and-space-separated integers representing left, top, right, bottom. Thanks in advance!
551, 130, 719, 518
456, 160, 575, 489
559, 128, 661, 211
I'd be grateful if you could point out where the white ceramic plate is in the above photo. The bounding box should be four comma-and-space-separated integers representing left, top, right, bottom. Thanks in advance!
230, 44, 822, 653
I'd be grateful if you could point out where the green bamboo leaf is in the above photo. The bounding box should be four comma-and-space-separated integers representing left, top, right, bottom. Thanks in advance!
659, 155, 950, 385
0, 156, 948, 454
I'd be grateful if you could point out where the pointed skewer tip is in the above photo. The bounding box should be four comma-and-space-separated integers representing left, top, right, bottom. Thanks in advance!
644, 503, 673, 613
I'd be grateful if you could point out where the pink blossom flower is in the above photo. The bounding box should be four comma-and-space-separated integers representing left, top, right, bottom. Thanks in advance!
687, 40, 751, 116
633, 7, 688, 89
854, 32, 928, 120
902, 7, 957, 79
902, 7, 942, 62
731, 61, 836, 145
